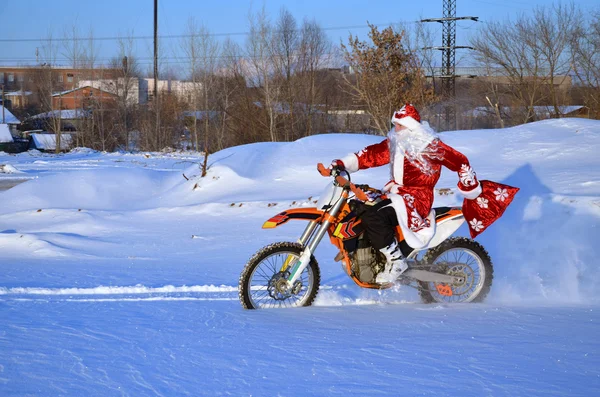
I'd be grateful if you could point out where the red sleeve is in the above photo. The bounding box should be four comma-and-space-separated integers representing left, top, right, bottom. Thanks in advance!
431, 141, 520, 239
433, 140, 481, 199
356, 139, 390, 170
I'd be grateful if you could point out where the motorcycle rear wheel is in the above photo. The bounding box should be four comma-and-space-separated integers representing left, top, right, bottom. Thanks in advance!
239, 242, 321, 309
418, 237, 493, 304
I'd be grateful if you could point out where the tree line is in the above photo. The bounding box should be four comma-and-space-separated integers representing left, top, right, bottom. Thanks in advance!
5, 2, 600, 158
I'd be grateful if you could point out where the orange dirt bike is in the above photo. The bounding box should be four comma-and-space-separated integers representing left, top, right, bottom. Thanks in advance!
238, 163, 493, 309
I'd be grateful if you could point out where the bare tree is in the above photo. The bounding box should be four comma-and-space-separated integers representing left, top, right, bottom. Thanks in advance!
298, 18, 331, 136
471, 17, 548, 124
272, 8, 300, 140
180, 17, 203, 152
35, 31, 63, 152
61, 23, 88, 148
108, 34, 141, 151
341, 24, 434, 134
78, 26, 97, 149
471, 4, 582, 124
398, 19, 437, 98
196, 23, 220, 176
571, 10, 600, 118
214, 38, 241, 151
246, 8, 281, 142
533, 3, 580, 117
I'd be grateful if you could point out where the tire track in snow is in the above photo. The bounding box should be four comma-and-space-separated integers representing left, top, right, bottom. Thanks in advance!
0, 284, 350, 304
0, 284, 239, 302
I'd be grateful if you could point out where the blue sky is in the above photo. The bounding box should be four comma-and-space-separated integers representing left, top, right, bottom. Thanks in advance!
1, 0, 598, 74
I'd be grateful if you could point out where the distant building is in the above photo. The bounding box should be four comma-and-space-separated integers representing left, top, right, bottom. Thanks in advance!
4, 90, 35, 108
145, 78, 197, 104
0, 105, 21, 135
52, 86, 118, 110
29, 109, 89, 132
0, 123, 13, 143
79, 78, 197, 105
0, 66, 118, 93
28, 133, 73, 152
79, 78, 148, 105
466, 105, 589, 119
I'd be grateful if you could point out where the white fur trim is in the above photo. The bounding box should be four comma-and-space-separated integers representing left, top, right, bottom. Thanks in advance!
391, 151, 404, 186
459, 182, 482, 199
397, 116, 421, 131
388, 194, 436, 249
339, 153, 360, 173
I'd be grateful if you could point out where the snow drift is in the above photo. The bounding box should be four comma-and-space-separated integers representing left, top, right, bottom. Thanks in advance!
1, 119, 599, 396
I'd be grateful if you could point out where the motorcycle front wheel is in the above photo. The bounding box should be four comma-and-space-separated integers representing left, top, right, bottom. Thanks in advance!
239, 242, 321, 309
418, 237, 493, 304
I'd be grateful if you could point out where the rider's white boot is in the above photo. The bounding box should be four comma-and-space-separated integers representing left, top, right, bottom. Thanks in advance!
375, 240, 408, 284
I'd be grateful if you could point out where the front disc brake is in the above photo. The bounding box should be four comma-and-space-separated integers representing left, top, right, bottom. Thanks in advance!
268, 271, 292, 300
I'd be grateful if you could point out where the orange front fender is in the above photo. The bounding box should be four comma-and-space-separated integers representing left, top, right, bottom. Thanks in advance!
262, 208, 324, 229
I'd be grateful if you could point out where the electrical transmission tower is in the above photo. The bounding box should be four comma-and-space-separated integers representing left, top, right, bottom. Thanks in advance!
422, 0, 477, 131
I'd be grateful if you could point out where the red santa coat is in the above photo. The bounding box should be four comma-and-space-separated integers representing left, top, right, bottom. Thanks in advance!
340, 121, 518, 248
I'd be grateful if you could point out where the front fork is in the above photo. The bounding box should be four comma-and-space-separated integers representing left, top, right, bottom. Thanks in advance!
284, 196, 346, 287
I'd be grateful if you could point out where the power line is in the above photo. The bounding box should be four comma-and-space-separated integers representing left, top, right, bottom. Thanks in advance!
0, 21, 419, 43
0, 52, 339, 61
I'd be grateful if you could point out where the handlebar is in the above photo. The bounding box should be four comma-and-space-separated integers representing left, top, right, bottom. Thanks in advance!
316, 163, 368, 201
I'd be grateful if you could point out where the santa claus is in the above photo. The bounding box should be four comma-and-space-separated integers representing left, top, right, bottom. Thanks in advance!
330, 104, 519, 283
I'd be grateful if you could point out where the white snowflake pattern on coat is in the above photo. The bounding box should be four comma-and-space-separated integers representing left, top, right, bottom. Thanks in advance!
469, 218, 484, 232
459, 164, 476, 187
409, 209, 430, 232
494, 188, 509, 202
403, 194, 415, 208
476, 197, 489, 209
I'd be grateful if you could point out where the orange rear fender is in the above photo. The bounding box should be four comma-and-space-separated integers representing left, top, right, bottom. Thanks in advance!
262, 208, 324, 229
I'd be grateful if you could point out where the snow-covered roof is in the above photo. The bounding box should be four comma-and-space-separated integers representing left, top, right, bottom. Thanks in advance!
5, 90, 33, 96
52, 88, 82, 96
0, 106, 21, 124
31, 109, 90, 120
52, 86, 112, 97
0, 123, 14, 143
467, 105, 587, 118
29, 133, 73, 150
532, 105, 587, 116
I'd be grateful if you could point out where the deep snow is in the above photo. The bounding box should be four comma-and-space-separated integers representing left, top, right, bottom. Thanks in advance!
0, 119, 599, 396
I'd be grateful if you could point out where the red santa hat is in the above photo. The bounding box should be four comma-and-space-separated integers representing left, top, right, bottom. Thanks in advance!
391, 103, 421, 130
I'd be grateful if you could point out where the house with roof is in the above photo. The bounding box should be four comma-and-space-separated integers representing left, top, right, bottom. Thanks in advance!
52, 86, 118, 110
4, 90, 35, 108
28, 133, 73, 152
28, 109, 90, 132
0, 105, 21, 135
0, 123, 29, 153
465, 105, 590, 122
0, 123, 13, 143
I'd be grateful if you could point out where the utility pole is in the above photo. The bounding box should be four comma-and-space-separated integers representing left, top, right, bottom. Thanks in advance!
154, 0, 160, 149
2, 85, 5, 123
422, 0, 477, 131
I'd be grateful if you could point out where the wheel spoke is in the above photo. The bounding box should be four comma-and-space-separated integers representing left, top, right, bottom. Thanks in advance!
427, 246, 486, 303
243, 247, 317, 309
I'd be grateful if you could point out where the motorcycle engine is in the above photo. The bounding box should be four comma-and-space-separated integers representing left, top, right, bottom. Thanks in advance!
351, 235, 386, 283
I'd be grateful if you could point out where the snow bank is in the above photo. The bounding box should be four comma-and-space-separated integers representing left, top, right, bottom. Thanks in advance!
0, 118, 599, 305
0, 164, 22, 173
0, 168, 173, 212
0, 123, 14, 142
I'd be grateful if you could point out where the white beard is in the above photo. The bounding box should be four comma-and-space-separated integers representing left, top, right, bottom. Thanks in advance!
388, 123, 442, 175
